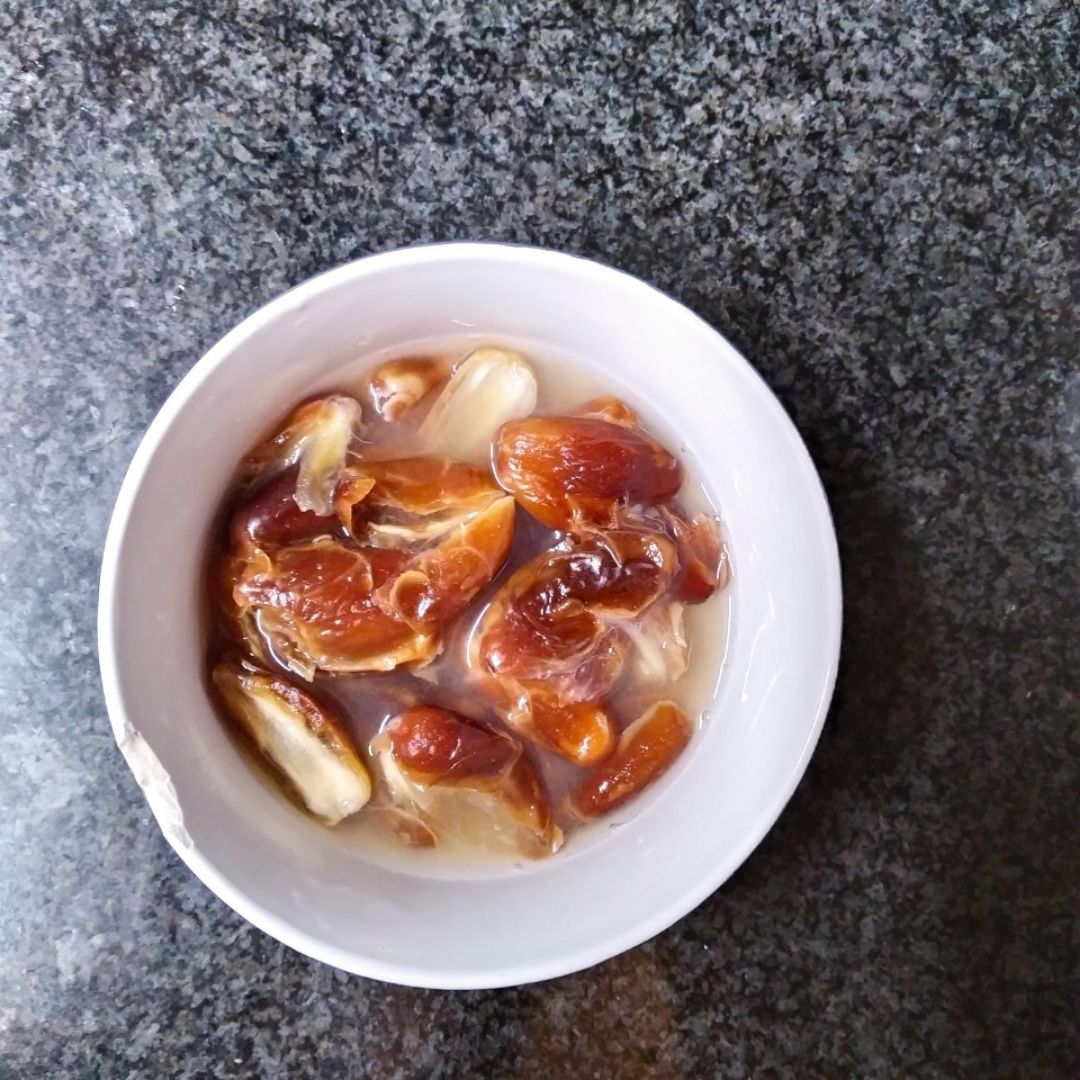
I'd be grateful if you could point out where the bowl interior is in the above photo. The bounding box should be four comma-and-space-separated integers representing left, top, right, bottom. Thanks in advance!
100, 245, 840, 988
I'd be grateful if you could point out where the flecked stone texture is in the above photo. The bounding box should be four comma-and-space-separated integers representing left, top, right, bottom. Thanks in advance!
0, 1, 1076, 1077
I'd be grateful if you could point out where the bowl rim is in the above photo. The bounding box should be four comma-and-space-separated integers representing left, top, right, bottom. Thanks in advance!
98, 241, 842, 988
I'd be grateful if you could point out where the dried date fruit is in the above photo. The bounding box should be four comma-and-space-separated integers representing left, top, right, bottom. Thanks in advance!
568, 700, 691, 819
220, 390, 516, 678
377, 496, 516, 629
241, 395, 363, 515
230, 539, 437, 677
611, 504, 728, 604
470, 530, 678, 763
212, 662, 371, 825
230, 466, 337, 549
657, 507, 728, 603
493, 414, 682, 530
368, 357, 446, 421
475, 530, 678, 688
226, 490, 515, 677
372, 706, 562, 857
340, 457, 505, 547
516, 698, 617, 765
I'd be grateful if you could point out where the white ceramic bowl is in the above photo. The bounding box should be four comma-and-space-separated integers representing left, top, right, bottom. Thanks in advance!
98, 243, 841, 989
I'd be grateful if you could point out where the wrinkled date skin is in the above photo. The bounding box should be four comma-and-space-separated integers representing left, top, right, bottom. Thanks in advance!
493, 415, 683, 530
230, 465, 337, 549
665, 509, 727, 603
617, 504, 729, 604
219, 397, 515, 678
346, 457, 504, 532
568, 700, 692, 819
378, 706, 562, 857
230, 539, 435, 674
226, 489, 514, 675
368, 357, 445, 422
387, 705, 521, 781
475, 401, 726, 772
471, 530, 678, 764
493, 403, 725, 603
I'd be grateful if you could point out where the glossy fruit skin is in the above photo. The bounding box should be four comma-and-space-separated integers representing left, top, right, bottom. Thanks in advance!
231, 539, 434, 673
568, 700, 692, 819
368, 357, 445, 421
471, 530, 678, 764
494, 401, 726, 603
379, 706, 562, 857
617, 504, 729, 605
387, 706, 522, 784
219, 397, 516, 678
230, 466, 336, 549
493, 415, 682, 530
226, 494, 514, 676
214, 388, 729, 850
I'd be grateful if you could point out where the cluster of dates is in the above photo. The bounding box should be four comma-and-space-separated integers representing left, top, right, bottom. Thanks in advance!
211, 348, 727, 858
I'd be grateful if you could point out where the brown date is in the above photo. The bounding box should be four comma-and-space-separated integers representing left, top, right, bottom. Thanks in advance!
240, 395, 362, 516
568, 700, 691, 819
522, 699, 617, 766
493, 415, 682, 530
664, 508, 728, 603
363, 456, 501, 514
368, 357, 445, 421
375, 706, 562, 857
222, 424, 516, 676
385, 705, 521, 782
229, 488, 513, 677
476, 530, 678, 685
231, 539, 435, 676
376, 495, 516, 629
470, 530, 678, 764
616, 505, 728, 604
229, 466, 337, 549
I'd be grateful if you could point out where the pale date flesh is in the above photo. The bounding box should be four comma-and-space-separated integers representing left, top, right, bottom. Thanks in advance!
371, 705, 562, 858
212, 661, 372, 825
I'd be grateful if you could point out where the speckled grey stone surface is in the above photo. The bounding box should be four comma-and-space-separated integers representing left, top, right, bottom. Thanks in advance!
0, 1, 1077, 1076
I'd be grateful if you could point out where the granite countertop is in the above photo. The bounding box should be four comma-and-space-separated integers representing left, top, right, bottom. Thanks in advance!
1, 1, 1076, 1076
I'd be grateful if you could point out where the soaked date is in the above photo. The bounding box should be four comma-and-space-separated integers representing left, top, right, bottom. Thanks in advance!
568, 700, 692, 819
372, 705, 562, 858
493, 413, 682, 530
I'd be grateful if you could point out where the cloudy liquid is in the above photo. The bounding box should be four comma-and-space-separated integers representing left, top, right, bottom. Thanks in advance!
211, 337, 732, 880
